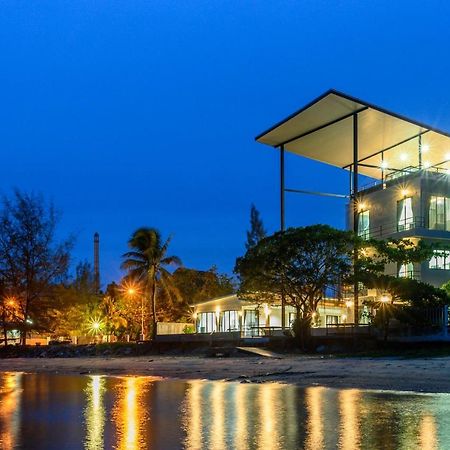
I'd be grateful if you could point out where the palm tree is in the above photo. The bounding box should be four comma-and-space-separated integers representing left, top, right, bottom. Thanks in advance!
121, 228, 182, 339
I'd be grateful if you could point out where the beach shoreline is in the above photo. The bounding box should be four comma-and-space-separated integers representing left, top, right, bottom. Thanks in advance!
1, 355, 449, 393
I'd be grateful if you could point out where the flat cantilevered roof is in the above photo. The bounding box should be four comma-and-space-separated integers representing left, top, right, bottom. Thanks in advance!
256, 89, 450, 180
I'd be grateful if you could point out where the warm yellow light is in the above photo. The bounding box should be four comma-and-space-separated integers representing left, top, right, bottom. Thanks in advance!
401, 188, 409, 197
400, 153, 407, 161
380, 160, 388, 169
422, 144, 430, 152
380, 293, 390, 303
121, 280, 141, 297
357, 202, 367, 212
88, 316, 104, 335
215, 306, 220, 316
345, 300, 353, 308
424, 161, 431, 168
445, 152, 450, 161
341, 314, 347, 322
263, 303, 271, 317
192, 312, 198, 320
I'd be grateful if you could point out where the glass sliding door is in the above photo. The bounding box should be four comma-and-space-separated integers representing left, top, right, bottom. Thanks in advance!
397, 197, 413, 231
357, 210, 370, 239
243, 309, 259, 337
429, 196, 450, 230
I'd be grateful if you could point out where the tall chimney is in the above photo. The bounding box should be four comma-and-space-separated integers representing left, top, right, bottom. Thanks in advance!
94, 232, 100, 293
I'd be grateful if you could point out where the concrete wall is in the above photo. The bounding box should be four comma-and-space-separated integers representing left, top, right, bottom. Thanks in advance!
157, 322, 192, 335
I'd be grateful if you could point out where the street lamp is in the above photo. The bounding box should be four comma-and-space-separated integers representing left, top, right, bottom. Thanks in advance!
379, 292, 391, 342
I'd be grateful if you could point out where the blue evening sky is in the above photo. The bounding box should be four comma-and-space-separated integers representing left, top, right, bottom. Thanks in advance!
1, 0, 450, 286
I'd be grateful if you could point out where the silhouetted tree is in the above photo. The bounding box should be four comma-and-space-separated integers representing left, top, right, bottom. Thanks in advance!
121, 228, 181, 339
0, 190, 73, 344
245, 204, 266, 250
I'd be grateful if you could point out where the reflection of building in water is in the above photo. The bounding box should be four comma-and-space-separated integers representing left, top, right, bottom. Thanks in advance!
338, 389, 361, 450
183, 381, 299, 450
0, 372, 22, 450
419, 415, 438, 450
183, 382, 443, 450
84, 375, 105, 450
305, 387, 324, 450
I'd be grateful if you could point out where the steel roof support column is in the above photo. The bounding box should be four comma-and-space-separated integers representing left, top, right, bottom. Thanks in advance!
353, 113, 360, 325
418, 134, 423, 169
280, 144, 286, 330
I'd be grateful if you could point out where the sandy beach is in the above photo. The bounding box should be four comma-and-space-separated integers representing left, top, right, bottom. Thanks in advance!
1, 355, 449, 393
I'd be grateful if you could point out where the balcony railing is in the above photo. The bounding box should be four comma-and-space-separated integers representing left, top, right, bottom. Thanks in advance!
358, 165, 449, 194
359, 217, 426, 239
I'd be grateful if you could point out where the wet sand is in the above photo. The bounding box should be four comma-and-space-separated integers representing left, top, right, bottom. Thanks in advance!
1, 355, 449, 392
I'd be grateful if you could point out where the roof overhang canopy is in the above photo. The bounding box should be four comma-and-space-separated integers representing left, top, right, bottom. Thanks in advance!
256, 90, 450, 180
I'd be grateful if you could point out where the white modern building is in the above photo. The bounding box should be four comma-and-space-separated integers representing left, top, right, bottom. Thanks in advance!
193, 295, 348, 336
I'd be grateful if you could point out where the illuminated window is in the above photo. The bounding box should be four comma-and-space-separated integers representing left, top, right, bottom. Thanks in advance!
326, 315, 339, 325
398, 262, 414, 278
397, 197, 413, 231
197, 312, 216, 333
429, 196, 450, 230
429, 250, 450, 270
219, 310, 240, 332
357, 210, 370, 239
243, 309, 259, 336
288, 312, 296, 326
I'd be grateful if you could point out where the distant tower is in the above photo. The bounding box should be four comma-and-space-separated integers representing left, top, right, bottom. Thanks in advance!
94, 232, 100, 293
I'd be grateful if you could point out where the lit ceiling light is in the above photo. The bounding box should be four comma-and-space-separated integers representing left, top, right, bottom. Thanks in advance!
401, 189, 409, 197
424, 161, 431, 169
422, 144, 430, 153
400, 153, 407, 161
381, 161, 388, 169
445, 152, 450, 161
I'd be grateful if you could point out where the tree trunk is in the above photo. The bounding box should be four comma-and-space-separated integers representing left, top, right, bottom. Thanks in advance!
2, 309, 7, 346
150, 275, 157, 340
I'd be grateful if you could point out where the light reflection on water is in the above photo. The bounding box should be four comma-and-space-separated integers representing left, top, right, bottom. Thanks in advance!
0, 372, 449, 449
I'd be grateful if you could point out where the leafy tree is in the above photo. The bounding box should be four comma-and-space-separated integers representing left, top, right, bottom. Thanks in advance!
51, 262, 100, 340
121, 228, 182, 339
172, 266, 235, 306
0, 190, 73, 344
245, 204, 267, 250
98, 282, 128, 341
363, 276, 448, 340
235, 225, 355, 347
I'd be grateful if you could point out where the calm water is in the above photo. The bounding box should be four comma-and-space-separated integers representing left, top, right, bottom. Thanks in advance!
0, 373, 449, 449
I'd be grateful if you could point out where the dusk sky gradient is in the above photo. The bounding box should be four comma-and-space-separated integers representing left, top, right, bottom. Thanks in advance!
2, 0, 450, 287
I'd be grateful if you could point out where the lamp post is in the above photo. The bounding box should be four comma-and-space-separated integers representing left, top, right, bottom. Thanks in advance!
124, 283, 145, 341
380, 292, 391, 342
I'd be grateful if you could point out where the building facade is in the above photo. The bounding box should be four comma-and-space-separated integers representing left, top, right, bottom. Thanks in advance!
193, 295, 348, 336
354, 169, 450, 288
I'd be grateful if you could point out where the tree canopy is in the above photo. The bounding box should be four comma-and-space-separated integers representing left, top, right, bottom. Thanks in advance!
236, 224, 355, 319
0, 190, 73, 343
121, 227, 181, 339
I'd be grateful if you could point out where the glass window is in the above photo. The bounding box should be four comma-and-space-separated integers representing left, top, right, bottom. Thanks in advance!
197, 312, 216, 333
288, 312, 296, 326
429, 196, 450, 230
243, 309, 259, 336
326, 315, 339, 325
399, 262, 414, 278
358, 210, 370, 239
397, 197, 413, 231
219, 310, 240, 332
429, 250, 450, 270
